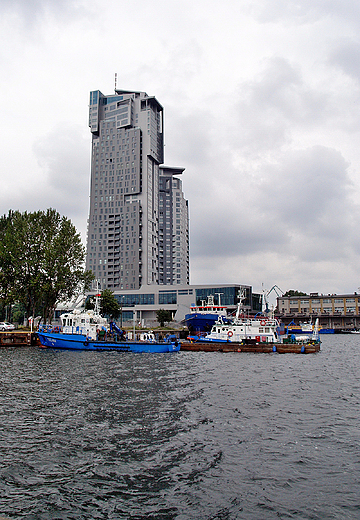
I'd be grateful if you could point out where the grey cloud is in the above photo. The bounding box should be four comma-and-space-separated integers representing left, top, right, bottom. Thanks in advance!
166, 110, 214, 168
189, 145, 357, 270
33, 123, 90, 221
258, 146, 355, 260
1, 0, 94, 27
188, 163, 289, 260
329, 41, 360, 83
164, 53, 360, 283
246, 0, 360, 25
165, 108, 218, 207
261, 146, 350, 220
233, 57, 329, 156
245, 0, 327, 24
190, 216, 288, 259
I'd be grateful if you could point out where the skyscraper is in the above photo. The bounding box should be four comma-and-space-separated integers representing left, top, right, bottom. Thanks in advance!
86, 89, 189, 290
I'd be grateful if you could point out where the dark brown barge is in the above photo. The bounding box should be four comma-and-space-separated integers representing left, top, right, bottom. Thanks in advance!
180, 341, 320, 354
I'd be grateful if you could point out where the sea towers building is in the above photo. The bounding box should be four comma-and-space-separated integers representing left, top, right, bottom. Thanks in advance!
86, 89, 189, 290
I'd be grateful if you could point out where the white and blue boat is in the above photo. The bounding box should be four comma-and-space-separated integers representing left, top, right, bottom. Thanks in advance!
37, 299, 179, 353
187, 290, 320, 349
286, 321, 334, 334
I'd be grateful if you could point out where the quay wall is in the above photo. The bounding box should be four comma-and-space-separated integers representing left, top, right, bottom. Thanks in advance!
0, 332, 40, 347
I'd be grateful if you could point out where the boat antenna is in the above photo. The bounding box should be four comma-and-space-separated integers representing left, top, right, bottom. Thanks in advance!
114, 72, 117, 93
235, 288, 246, 320
94, 280, 101, 315
215, 292, 223, 306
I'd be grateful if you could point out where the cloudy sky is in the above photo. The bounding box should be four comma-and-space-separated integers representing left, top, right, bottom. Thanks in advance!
1, 0, 360, 298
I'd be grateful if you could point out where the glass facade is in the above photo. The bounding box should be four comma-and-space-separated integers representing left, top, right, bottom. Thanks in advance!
159, 291, 177, 304
115, 293, 155, 306
195, 287, 241, 306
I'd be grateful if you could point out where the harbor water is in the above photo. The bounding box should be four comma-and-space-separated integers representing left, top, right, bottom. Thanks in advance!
0, 335, 359, 519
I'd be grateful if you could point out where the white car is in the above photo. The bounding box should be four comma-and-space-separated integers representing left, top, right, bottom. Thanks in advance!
0, 322, 15, 331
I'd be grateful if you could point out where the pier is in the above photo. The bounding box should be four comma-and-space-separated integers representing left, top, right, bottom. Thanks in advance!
0, 332, 40, 347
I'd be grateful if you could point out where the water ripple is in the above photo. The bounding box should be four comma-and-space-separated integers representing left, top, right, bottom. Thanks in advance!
0, 337, 359, 518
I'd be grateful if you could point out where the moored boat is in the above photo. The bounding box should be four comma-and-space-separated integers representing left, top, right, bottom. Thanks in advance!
184, 295, 231, 333
286, 321, 334, 335
37, 330, 179, 352
37, 298, 179, 353
184, 290, 320, 354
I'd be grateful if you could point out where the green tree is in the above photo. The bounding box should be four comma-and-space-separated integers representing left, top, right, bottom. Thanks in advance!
100, 289, 120, 319
0, 210, 24, 307
156, 309, 173, 327
38, 210, 94, 322
0, 209, 94, 323
11, 302, 26, 325
283, 290, 308, 297
85, 290, 120, 319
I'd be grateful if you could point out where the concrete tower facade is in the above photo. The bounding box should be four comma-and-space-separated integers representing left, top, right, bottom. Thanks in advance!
159, 166, 189, 285
86, 89, 189, 290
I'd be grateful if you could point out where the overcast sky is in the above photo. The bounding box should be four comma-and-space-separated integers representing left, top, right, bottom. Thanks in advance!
1, 0, 360, 298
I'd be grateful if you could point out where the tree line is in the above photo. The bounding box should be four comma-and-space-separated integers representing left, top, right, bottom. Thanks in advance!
0, 209, 93, 323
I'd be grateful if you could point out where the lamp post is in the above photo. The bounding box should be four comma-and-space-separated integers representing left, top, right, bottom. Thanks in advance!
120, 296, 124, 328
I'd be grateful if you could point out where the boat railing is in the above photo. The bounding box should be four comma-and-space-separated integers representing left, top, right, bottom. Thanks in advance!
38, 325, 61, 333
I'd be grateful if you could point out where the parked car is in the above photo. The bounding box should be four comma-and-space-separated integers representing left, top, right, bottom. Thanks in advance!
0, 322, 15, 331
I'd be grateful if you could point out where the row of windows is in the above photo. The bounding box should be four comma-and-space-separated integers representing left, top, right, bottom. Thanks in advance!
194, 287, 244, 307
84, 288, 196, 307
285, 298, 358, 307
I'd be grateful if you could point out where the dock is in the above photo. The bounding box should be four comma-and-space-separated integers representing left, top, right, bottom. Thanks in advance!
180, 341, 320, 354
0, 332, 40, 347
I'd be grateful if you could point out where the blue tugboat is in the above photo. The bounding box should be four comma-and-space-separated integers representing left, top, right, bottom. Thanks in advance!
37, 297, 179, 353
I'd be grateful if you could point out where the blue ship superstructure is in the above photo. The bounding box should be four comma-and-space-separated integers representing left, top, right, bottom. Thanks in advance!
184, 295, 231, 333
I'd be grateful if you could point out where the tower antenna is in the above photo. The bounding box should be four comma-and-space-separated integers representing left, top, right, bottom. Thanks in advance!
114, 72, 117, 93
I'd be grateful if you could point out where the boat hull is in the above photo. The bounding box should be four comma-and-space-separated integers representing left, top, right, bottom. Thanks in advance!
37, 332, 180, 353
286, 326, 334, 334
184, 312, 227, 332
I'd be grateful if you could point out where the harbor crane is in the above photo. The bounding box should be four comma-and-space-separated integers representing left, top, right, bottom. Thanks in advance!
263, 285, 284, 313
